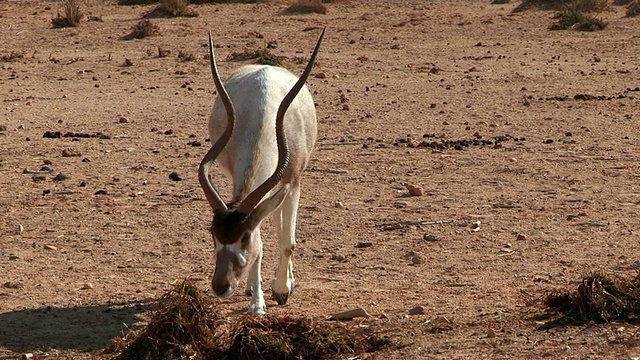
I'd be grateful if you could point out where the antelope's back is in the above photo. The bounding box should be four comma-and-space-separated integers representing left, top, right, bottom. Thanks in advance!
208, 64, 318, 184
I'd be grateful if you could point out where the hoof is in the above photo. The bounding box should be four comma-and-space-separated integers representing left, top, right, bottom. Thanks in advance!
273, 281, 295, 305
272, 291, 290, 305
248, 305, 266, 316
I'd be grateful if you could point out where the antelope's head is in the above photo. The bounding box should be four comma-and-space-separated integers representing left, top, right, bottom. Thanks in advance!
199, 29, 325, 298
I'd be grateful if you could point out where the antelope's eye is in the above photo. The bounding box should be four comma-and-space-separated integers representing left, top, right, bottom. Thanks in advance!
241, 234, 251, 247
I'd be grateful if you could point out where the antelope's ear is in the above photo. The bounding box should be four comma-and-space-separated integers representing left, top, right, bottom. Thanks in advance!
246, 185, 289, 230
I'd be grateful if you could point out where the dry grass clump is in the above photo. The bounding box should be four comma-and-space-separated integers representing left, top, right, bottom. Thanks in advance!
627, 0, 640, 16
284, 0, 328, 14
513, 0, 566, 12
549, 9, 608, 30
547, 0, 609, 30
570, 0, 610, 12
224, 315, 388, 360
110, 280, 389, 360
1, 51, 24, 62
160, 0, 198, 16
118, 0, 157, 4
144, 0, 198, 17
51, 0, 83, 28
125, 19, 160, 39
544, 272, 640, 326
226, 48, 284, 66
110, 280, 224, 359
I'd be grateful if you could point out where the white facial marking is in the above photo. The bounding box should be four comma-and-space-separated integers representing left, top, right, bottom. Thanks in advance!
216, 240, 248, 267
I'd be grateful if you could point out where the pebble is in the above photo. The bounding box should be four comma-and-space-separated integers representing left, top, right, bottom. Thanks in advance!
408, 305, 425, 315
412, 255, 426, 265
62, 149, 81, 157
405, 184, 424, 196
53, 173, 69, 182
168, 172, 182, 181
516, 234, 526, 241
393, 201, 408, 208
331, 254, 346, 262
118, 116, 129, 123
328, 307, 370, 321
355, 241, 372, 248
423, 233, 439, 242
334, 200, 345, 209
314, 72, 326, 79
43, 244, 58, 251
81, 282, 94, 290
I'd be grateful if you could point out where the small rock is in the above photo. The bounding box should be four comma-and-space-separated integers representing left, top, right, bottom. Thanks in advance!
62, 149, 81, 157
22, 353, 34, 359
328, 307, 370, 321
405, 184, 424, 196
3, 281, 22, 289
543, 139, 554, 144
412, 255, 426, 265
118, 116, 129, 123
355, 241, 372, 248
81, 282, 94, 290
486, 328, 496, 338
408, 305, 425, 315
43, 159, 53, 165
169, 172, 182, 181
314, 72, 327, 79
393, 201, 408, 208
423, 233, 439, 242
334, 200, 345, 209
44, 244, 58, 251
164, 129, 173, 135
331, 253, 346, 262
9, 254, 19, 260
53, 172, 69, 182
95, 189, 108, 195
516, 234, 526, 241
500, 248, 512, 253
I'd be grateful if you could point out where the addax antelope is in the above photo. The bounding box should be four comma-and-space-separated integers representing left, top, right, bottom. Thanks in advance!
199, 28, 325, 314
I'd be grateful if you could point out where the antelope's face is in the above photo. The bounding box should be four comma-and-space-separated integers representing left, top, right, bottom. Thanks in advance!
210, 210, 261, 298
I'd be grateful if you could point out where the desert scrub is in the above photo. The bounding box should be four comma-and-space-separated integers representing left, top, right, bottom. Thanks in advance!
284, 0, 328, 14
627, 0, 640, 16
51, 0, 82, 28
159, 0, 198, 17
125, 19, 160, 39
226, 49, 283, 67
549, 9, 607, 30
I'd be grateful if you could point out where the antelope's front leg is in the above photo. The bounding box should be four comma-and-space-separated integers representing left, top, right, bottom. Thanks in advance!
246, 232, 265, 315
272, 187, 299, 305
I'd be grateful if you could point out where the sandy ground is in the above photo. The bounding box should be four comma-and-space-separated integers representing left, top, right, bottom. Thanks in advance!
1, 0, 640, 358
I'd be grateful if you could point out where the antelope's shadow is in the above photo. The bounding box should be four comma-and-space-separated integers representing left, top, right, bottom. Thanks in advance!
0, 299, 154, 352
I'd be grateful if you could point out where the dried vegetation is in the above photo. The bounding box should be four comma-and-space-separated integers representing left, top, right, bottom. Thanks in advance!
109, 280, 389, 359
543, 272, 640, 327
51, 0, 83, 28
125, 19, 160, 39
226, 48, 284, 66
284, 0, 328, 14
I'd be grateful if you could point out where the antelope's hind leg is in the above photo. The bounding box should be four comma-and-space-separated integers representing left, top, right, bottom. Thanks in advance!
272, 185, 300, 305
